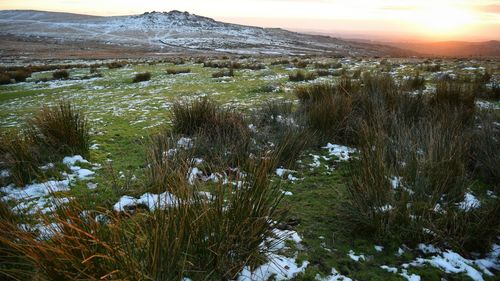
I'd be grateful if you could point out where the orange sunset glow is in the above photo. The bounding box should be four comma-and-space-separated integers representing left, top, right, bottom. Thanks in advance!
0, 0, 499, 42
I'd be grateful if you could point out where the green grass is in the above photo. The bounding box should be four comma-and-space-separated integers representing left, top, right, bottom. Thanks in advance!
0, 58, 499, 281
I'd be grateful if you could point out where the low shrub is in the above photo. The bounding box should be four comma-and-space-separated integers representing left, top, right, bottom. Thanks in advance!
132, 72, 151, 83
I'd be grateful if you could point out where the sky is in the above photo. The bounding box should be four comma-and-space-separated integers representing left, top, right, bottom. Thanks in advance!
0, 0, 499, 42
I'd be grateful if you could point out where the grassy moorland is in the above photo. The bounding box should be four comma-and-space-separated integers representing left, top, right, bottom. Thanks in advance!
0, 57, 499, 281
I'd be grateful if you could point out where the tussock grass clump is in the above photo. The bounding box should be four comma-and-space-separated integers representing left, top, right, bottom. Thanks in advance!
257, 100, 294, 126
402, 72, 425, 91
302, 90, 354, 143
9, 70, 31, 83
430, 81, 476, 125
421, 63, 441, 72
212, 68, 234, 78
0, 155, 284, 280
478, 81, 500, 101
132, 72, 151, 83
315, 69, 331, 77
0, 73, 11, 85
0, 131, 40, 187
0, 102, 90, 186
166, 68, 191, 75
295, 60, 308, 68
52, 70, 69, 80
0, 200, 32, 281
468, 111, 500, 186
340, 115, 500, 253
29, 102, 90, 159
326, 74, 499, 254
171, 98, 250, 165
107, 61, 126, 69
294, 78, 362, 144
270, 59, 290, 65
288, 70, 317, 82
251, 100, 313, 168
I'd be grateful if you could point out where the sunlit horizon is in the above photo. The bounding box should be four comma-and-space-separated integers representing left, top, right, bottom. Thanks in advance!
1, 0, 499, 42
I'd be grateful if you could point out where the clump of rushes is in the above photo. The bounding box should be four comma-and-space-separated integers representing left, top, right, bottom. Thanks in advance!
29, 102, 90, 159
0, 153, 284, 280
0, 73, 11, 85
52, 70, 69, 80
212, 68, 234, 78
295, 60, 308, 68
0, 200, 33, 281
295, 79, 360, 144
402, 71, 425, 91
468, 111, 500, 186
430, 81, 476, 125
329, 74, 500, 254
132, 72, 151, 83
107, 61, 126, 69
315, 69, 331, 77
171, 97, 250, 166
0, 131, 41, 187
288, 70, 317, 82
166, 68, 191, 75
10, 70, 31, 83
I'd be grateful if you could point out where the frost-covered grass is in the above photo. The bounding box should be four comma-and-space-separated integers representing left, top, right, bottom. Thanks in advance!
0, 57, 499, 280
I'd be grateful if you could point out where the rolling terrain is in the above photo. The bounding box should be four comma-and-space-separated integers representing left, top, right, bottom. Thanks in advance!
0, 10, 413, 59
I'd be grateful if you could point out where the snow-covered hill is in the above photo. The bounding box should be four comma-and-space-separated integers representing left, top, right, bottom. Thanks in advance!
0, 10, 410, 56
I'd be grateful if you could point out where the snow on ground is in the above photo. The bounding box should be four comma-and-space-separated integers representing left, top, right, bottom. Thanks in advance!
348, 250, 365, 262
113, 191, 178, 212
316, 268, 353, 281
322, 143, 356, 161
457, 192, 481, 211
276, 168, 300, 182
238, 253, 309, 281
238, 229, 308, 281
0, 155, 96, 214
380, 244, 500, 281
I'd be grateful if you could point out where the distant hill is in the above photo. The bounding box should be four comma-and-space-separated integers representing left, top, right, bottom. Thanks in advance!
385, 41, 500, 57
0, 10, 413, 57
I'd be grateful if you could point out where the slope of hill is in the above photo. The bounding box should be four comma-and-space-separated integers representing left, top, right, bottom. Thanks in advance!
0, 10, 412, 57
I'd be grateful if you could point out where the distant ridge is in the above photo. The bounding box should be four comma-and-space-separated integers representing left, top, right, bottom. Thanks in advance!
387, 40, 500, 57
0, 10, 413, 57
